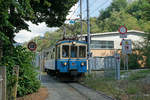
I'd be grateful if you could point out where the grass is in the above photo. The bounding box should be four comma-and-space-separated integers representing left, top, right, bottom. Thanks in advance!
81, 69, 150, 100
128, 69, 150, 80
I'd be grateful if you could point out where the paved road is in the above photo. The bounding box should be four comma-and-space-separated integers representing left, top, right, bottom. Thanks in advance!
41, 75, 113, 100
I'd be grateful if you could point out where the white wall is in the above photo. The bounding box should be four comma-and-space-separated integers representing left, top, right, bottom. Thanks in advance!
91, 33, 144, 49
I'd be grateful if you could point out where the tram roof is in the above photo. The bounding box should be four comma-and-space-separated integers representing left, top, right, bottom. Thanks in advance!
56, 40, 87, 45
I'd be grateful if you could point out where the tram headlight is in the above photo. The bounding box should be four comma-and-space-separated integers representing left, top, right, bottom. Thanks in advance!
64, 62, 67, 66
81, 62, 85, 66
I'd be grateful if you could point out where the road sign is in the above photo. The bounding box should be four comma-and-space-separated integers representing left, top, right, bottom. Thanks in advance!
122, 39, 132, 54
69, 20, 75, 24
28, 42, 37, 51
118, 26, 127, 34
120, 34, 127, 38
118, 26, 127, 38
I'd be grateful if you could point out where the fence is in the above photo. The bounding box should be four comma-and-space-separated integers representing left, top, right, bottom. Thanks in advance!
89, 57, 105, 70
89, 56, 120, 80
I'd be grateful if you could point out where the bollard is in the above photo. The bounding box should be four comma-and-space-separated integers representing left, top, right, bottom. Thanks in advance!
12, 65, 19, 100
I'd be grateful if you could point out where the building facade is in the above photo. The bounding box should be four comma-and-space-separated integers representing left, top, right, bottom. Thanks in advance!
80, 30, 144, 57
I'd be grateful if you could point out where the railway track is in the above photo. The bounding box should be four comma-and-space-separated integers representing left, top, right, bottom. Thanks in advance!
67, 82, 114, 100
42, 74, 115, 100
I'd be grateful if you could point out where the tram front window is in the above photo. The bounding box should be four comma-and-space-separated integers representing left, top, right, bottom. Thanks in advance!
62, 45, 69, 58
71, 46, 77, 58
79, 46, 86, 58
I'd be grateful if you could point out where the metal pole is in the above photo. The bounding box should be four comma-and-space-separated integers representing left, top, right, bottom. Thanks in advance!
80, 0, 83, 40
124, 55, 126, 70
63, 25, 66, 38
127, 54, 128, 75
87, 0, 91, 73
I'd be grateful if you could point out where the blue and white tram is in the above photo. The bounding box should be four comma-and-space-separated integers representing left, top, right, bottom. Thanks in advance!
44, 40, 87, 76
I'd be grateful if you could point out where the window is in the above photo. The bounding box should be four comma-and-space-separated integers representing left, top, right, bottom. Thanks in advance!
91, 40, 114, 49
57, 46, 60, 59
79, 46, 86, 58
62, 45, 69, 58
71, 46, 77, 58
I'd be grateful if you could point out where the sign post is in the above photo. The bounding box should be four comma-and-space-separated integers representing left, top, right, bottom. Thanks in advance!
114, 53, 120, 80
119, 25, 132, 76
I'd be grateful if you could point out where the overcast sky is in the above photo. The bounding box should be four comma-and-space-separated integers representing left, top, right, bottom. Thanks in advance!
14, 0, 112, 43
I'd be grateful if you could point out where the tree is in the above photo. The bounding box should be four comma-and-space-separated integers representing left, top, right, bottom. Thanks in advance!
97, 10, 141, 32
98, 0, 127, 21
0, 0, 78, 60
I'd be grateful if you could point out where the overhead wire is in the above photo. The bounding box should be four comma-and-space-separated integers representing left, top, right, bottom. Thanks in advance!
68, 2, 80, 20
82, 0, 100, 19
90, 0, 110, 16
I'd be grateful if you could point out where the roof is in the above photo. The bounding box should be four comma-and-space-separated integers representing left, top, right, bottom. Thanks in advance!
79, 30, 145, 37
56, 40, 87, 45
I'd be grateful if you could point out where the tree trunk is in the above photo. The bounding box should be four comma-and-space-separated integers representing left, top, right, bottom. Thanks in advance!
0, 40, 3, 62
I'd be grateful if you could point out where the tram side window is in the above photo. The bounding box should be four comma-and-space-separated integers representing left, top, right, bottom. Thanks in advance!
79, 46, 86, 58
62, 45, 69, 58
57, 46, 60, 59
71, 46, 77, 58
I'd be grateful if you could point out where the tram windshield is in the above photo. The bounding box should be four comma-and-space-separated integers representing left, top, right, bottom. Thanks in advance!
62, 45, 69, 58
71, 46, 78, 58
79, 46, 86, 58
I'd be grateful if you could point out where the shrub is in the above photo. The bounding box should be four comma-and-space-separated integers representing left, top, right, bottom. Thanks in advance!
2, 46, 40, 98
120, 53, 140, 69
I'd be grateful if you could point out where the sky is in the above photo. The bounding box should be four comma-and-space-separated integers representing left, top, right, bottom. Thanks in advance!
14, 0, 112, 43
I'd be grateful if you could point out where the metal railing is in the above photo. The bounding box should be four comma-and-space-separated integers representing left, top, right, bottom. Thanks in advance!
89, 57, 105, 70
89, 56, 120, 80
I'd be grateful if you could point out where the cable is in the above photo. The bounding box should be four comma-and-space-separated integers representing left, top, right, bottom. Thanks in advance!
90, 0, 110, 16
68, 2, 80, 20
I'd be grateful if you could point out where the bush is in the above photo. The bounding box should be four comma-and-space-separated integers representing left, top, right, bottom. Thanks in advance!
120, 53, 140, 69
2, 46, 40, 98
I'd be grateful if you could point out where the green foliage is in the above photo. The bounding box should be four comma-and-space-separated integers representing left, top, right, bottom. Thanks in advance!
120, 53, 141, 70
0, 1, 78, 97
2, 46, 40, 97
128, 53, 141, 69
0, 0, 78, 46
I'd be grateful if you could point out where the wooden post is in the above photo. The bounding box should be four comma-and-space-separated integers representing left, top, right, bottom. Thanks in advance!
12, 65, 19, 100
1, 66, 6, 100
0, 40, 3, 61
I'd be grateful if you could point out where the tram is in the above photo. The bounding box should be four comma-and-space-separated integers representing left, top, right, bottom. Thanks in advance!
44, 39, 87, 76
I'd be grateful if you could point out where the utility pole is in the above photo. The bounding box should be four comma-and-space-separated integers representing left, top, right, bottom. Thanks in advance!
80, 0, 83, 40
87, 0, 91, 73
63, 25, 66, 39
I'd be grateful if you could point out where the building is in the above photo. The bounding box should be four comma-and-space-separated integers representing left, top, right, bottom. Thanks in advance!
80, 30, 145, 57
